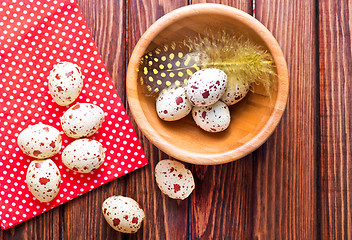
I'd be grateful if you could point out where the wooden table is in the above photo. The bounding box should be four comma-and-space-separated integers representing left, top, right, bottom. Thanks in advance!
0, 0, 349, 239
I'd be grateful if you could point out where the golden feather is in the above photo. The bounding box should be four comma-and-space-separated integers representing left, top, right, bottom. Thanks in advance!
138, 29, 276, 98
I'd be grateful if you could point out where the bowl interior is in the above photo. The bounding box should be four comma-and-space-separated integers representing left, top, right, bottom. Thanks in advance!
128, 5, 286, 164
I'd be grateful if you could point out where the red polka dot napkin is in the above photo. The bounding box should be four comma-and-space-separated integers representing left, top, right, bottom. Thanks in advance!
0, 0, 148, 229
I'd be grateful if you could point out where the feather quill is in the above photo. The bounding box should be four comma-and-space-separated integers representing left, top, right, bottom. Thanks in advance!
138, 30, 276, 98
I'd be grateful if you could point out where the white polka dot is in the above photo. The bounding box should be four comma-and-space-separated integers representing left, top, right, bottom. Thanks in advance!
0, 0, 147, 229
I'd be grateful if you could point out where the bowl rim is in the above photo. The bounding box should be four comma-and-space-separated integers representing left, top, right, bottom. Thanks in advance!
126, 3, 289, 165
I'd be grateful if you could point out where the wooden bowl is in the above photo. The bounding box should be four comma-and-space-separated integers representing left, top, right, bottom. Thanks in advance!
126, 4, 288, 165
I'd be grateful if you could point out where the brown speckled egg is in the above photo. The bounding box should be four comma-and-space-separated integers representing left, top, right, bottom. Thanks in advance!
48, 62, 83, 106
62, 138, 105, 173
102, 196, 145, 233
17, 123, 62, 159
185, 68, 227, 107
221, 80, 249, 105
156, 85, 192, 121
192, 101, 230, 132
26, 159, 61, 203
155, 160, 195, 200
61, 103, 105, 138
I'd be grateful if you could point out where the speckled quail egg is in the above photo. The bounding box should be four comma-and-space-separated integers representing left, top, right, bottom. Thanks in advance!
102, 196, 145, 233
155, 160, 195, 200
26, 159, 61, 202
62, 138, 105, 173
61, 103, 105, 138
17, 123, 62, 159
192, 101, 231, 132
221, 80, 249, 105
156, 85, 192, 121
185, 68, 227, 107
48, 61, 83, 106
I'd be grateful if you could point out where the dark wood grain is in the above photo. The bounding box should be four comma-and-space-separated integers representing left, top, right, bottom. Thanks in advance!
254, 0, 317, 239
78, 0, 127, 100
2, 209, 61, 240
125, 1, 190, 239
0, 0, 347, 239
186, 2, 255, 240
62, 0, 128, 239
319, 1, 352, 239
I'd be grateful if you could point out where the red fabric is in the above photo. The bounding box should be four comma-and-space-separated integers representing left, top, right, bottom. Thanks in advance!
0, 0, 148, 229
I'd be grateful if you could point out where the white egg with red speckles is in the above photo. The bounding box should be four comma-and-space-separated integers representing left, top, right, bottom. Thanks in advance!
185, 68, 227, 107
61, 103, 105, 138
17, 123, 62, 159
221, 81, 249, 105
156, 85, 192, 121
102, 196, 145, 233
26, 159, 61, 203
48, 61, 83, 106
62, 138, 105, 173
192, 101, 230, 132
155, 160, 195, 200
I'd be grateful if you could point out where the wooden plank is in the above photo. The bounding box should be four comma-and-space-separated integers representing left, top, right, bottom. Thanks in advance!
254, 0, 317, 239
1, 209, 61, 240
125, 0, 189, 239
78, 0, 127, 101
61, 0, 128, 239
0, 1, 322, 240
318, 1, 352, 239
187, 1, 255, 240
